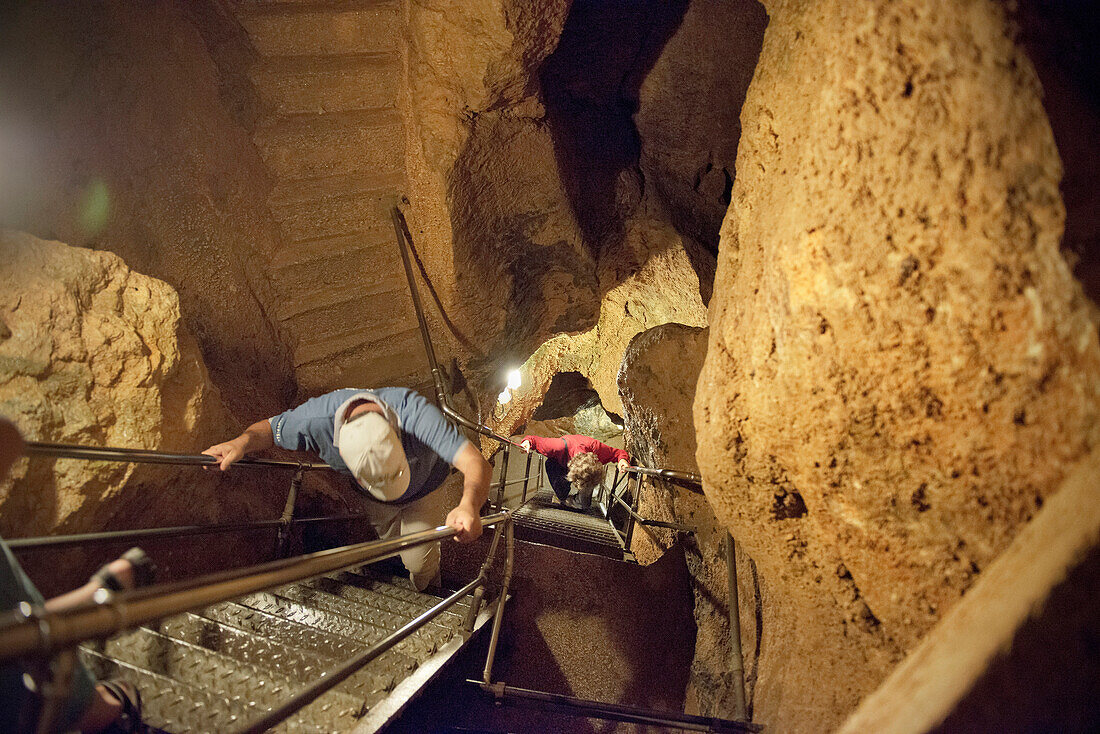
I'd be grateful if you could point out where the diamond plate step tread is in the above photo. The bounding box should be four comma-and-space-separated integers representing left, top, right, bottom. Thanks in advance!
81, 646, 380, 734
81, 646, 253, 733
202, 601, 419, 681
272, 584, 455, 650
307, 574, 467, 631
93, 627, 365, 731
344, 565, 476, 613
152, 612, 396, 697
237, 591, 440, 660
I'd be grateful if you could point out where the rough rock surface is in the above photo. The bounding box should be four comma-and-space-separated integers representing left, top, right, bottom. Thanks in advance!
636, 0, 767, 253
487, 208, 710, 439
0, 1, 296, 419
401, 0, 725, 417
695, 0, 1100, 731
618, 323, 759, 719
838, 447, 1100, 734
0, 232, 273, 537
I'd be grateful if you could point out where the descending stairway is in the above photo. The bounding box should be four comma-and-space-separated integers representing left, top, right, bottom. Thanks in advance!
80, 564, 478, 733
231, 0, 425, 394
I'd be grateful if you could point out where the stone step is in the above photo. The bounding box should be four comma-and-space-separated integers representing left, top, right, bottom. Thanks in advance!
237, 1, 400, 57
151, 612, 396, 699
90, 626, 366, 731
287, 301, 418, 369
273, 267, 409, 322
251, 52, 399, 115
296, 329, 427, 396
271, 232, 394, 273
254, 109, 403, 181
270, 169, 405, 207
272, 187, 399, 243
237, 590, 441, 660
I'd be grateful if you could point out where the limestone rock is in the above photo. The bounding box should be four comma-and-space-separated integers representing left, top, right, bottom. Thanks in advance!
488, 208, 710, 439
618, 323, 755, 718
636, 0, 767, 251
0, 231, 244, 535
695, 0, 1100, 730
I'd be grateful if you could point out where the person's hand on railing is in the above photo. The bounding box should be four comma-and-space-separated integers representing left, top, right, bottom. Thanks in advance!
202, 437, 248, 471
617, 458, 630, 473
520, 439, 532, 453
445, 503, 483, 543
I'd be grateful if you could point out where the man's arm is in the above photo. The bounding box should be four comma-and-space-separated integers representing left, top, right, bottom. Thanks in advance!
202, 419, 274, 470
445, 441, 490, 543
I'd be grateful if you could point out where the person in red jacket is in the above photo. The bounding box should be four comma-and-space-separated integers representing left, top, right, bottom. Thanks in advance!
520, 434, 630, 510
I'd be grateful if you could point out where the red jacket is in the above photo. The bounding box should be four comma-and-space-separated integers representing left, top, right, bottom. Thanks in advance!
521, 434, 629, 467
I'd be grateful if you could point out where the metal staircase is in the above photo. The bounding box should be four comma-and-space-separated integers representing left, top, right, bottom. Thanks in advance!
78, 564, 470, 732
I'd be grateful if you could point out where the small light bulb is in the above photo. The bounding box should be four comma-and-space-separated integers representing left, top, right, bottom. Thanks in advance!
497, 389, 512, 405
507, 369, 522, 390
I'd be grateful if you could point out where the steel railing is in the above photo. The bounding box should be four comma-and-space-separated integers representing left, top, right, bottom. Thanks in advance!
14, 441, 341, 557
0, 511, 510, 661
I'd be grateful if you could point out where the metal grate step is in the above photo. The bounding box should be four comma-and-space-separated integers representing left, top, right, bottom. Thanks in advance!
80, 569, 479, 733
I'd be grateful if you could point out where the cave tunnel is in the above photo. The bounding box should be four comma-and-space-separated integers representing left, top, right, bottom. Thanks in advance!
0, 1, 1098, 733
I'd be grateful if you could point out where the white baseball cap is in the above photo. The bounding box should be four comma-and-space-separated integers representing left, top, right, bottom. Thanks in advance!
336, 411, 410, 501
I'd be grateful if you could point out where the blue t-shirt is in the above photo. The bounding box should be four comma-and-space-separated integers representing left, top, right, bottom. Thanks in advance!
269, 387, 470, 503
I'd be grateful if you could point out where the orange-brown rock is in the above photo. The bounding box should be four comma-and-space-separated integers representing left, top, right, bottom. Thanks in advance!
695, 0, 1100, 731
0, 231, 265, 537
0, 1, 296, 418
618, 323, 758, 719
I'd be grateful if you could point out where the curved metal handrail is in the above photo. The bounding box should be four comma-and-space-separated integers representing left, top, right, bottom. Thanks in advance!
623, 465, 704, 493
390, 207, 522, 450
0, 510, 510, 661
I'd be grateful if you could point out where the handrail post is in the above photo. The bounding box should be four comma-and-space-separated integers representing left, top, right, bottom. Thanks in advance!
276, 466, 304, 557
536, 456, 545, 498
521, 451, 532, 504
495, 447, 510, 510
463, 519, 506, 633
725, 533, 748, 720
606, 466, 620, 518
482, 518, 514, 684
623, 475, 641, 551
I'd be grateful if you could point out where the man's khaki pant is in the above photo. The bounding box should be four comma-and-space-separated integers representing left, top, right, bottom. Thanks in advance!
369, 486, 449, 591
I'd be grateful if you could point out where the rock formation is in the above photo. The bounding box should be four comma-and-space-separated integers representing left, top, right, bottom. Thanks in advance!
618, 323, 760, 718
695, 0, 1100, 730
0, 231, 272, 538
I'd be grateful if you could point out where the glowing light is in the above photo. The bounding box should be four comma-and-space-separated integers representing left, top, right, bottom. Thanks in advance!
78, 178, 110, 236
497, 389, 512, 405
506, 369, 522, 390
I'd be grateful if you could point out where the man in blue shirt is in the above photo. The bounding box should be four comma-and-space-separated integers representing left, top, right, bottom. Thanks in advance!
203, 388, 490, 590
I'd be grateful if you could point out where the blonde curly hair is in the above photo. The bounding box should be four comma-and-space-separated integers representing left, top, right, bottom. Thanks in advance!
566, 451, 604, 495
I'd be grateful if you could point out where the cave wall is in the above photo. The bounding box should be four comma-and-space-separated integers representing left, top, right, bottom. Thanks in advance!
0, 1, 295, 420
0, 232, 283, 539
401, 0, 754, 419
694, 0, 1100, 731
618, 323, 761, 719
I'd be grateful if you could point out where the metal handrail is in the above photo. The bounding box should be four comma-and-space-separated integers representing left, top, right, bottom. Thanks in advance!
6, 513, 372, 551
622, 464, 704, 493
233, 517, 513, 734
25, 441, 331, 471
391, 207, 522, 450
0, 511, 510, 661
